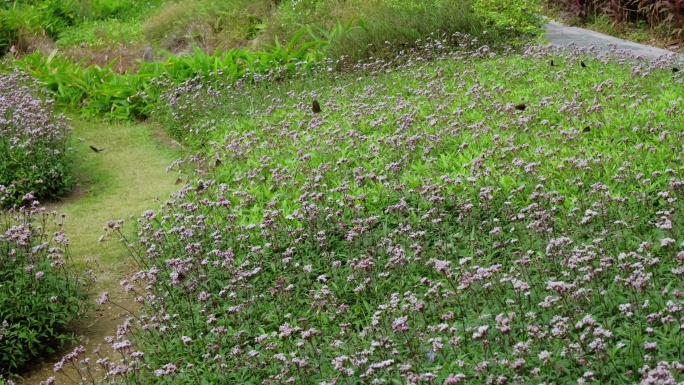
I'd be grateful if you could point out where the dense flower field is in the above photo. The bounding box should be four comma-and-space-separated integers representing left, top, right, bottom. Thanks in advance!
49, 40, 684, 384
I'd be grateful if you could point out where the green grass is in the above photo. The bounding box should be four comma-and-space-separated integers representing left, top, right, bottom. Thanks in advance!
50, 119, 184, 281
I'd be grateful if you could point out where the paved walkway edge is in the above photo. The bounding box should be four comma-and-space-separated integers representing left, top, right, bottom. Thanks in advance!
545, 19, 684, 62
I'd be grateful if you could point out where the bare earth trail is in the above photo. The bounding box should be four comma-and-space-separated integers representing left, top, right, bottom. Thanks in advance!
14, 17, 683, 385
18, 120, 183, 385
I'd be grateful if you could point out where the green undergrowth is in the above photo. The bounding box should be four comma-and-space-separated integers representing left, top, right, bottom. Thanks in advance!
0, 0, 165, 55
10, 27, 339, 121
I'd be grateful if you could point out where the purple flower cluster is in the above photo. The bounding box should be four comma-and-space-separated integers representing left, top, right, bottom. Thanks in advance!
0, 69, 74, 205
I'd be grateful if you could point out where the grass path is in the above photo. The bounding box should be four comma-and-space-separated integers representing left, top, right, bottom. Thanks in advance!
20, 119, 184, 385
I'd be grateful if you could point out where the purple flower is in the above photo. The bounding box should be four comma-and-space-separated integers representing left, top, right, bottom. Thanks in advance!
392, 316, 409, 333
97, 292, 110, 304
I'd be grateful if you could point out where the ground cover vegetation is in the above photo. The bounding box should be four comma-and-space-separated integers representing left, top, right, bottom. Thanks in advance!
0, 0, 165, 56
0, 0, 543, 381
0, 204, 91, 373
40, 37, 684, 383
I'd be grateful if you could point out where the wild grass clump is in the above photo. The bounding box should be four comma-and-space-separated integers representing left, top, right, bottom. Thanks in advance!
50, 43, 684, 384
0, 205, 90, 376
273, 0, 534, 65
140, 0, 539, 64
143, 0, 275, 51
0, 70, 74, 206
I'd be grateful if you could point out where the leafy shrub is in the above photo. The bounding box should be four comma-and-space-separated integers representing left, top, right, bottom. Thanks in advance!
0, 0, 164, 53
262, 0, 529, 66
472, 0, 543, 36
0, 70, 74, 206
84, 0, 165, 21
143, 0, 274, 50
36, 0, 80, 39
0, 4, 44, 57
0, 204, 89, 374
142, 1, 196, 45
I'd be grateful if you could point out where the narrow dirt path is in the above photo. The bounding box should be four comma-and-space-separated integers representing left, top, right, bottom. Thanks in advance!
18, 120, 184, 385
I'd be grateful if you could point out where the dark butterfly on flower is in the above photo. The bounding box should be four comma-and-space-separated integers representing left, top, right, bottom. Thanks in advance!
514, 103, 526, 111
550, 59, 556, 66
196, 180, 205, 192
581, 60, 587, 68
673, 67, 680, 73
582, 126, 591, 133
312, 99, 321, 114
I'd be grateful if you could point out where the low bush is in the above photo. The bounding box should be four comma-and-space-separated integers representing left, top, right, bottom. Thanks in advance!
0, 205, 90, 375
142, 0, 275, 50
0, 70, 74, 206
0, 4, 43, 57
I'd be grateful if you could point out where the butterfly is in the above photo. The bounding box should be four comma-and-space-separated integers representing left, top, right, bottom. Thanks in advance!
312, 99, 321, 114
514, 103, 526, 111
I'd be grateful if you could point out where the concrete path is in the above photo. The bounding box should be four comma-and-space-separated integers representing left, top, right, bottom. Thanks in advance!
545, 19, 684, 62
